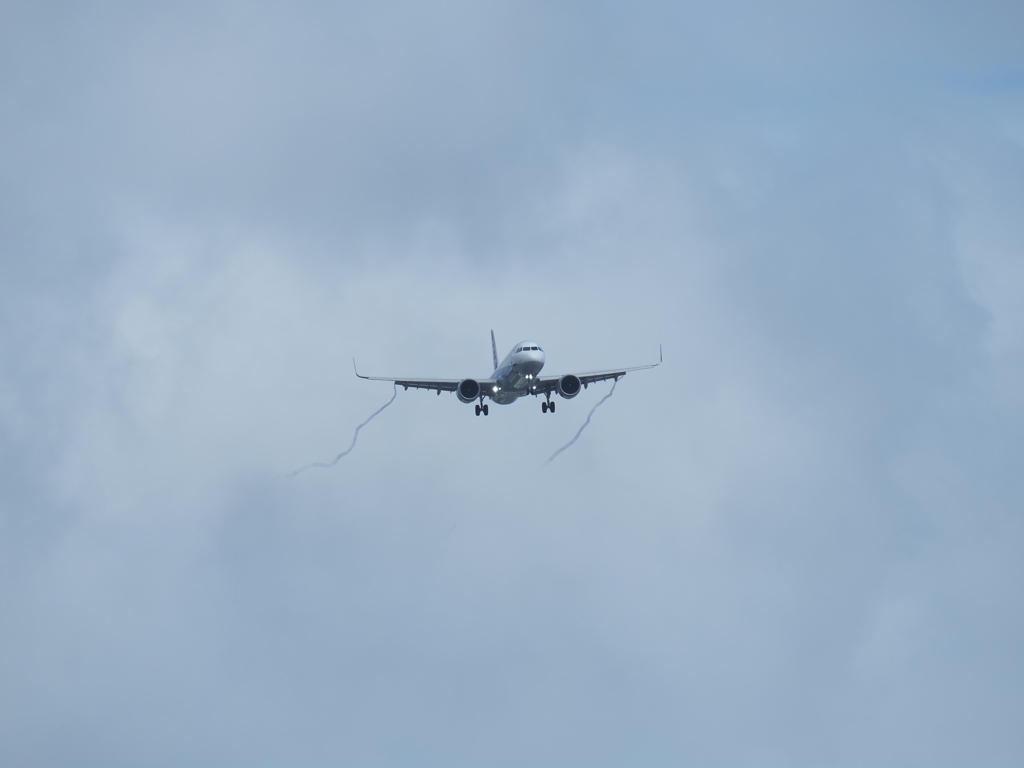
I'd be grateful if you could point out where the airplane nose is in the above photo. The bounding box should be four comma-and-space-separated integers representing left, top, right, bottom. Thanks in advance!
521, 353, 544, 376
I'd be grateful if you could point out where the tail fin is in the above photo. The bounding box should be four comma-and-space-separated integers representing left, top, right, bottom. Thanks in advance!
491, 330, 499, 371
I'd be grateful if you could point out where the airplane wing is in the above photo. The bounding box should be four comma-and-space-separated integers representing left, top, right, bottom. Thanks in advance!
353, 360, 494, 394
532, 346, 662, 395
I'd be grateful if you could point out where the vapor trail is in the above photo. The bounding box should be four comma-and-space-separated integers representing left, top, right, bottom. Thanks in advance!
545, 379, 618, 466
288, 385, 398, 478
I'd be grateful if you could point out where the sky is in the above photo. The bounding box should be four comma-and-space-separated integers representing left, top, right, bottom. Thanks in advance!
1, 1, 1023, 766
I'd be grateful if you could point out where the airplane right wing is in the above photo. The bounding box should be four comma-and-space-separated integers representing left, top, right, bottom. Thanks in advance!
354, 360, 494, 395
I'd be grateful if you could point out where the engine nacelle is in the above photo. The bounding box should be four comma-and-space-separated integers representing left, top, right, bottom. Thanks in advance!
457, 378, 482, 403
557, 374, 582, 399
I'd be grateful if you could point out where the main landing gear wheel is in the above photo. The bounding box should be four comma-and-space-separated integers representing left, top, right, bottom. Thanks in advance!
549, 401, 555, 413
475, 405, 481, 416
483, 404, 489, 415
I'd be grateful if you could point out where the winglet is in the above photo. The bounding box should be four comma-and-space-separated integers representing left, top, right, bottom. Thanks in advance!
660, 344, 663, 363
491, 330, 498, 371
353, 358, 367, 379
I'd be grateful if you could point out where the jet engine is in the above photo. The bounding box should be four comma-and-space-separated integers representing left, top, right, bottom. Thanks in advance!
557, 374, 582, 399
457, 378, 482, 403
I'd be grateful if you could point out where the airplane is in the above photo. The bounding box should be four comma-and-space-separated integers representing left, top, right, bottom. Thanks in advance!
354, 331, 661, 416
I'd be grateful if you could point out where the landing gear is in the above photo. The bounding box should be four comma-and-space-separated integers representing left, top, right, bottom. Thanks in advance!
475, 402, 490, 416
542, 399, 555, 413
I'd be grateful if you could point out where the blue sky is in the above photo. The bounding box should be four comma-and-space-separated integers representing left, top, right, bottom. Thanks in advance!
2, 2, 1023, 766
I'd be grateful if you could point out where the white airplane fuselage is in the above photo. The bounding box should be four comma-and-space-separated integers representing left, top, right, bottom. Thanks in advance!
490, 340, 546, 404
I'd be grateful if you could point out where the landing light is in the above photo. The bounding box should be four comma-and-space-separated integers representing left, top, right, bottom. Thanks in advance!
493, 386, 498, 392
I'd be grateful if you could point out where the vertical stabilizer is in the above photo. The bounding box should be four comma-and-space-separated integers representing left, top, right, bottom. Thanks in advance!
491, 330, 499, 371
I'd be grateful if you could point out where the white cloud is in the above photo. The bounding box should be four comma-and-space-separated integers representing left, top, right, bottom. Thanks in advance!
2, 2, 1023, 766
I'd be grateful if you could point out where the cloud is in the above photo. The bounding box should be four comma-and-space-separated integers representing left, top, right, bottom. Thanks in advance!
2, 2, 1023, 766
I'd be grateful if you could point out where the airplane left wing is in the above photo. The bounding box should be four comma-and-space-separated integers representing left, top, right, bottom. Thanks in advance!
532, 345, 662, 394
